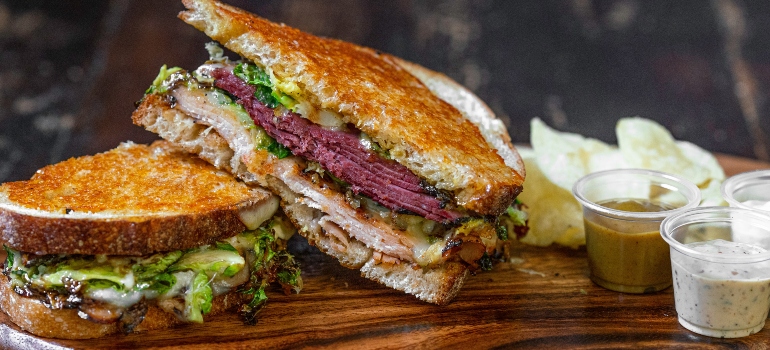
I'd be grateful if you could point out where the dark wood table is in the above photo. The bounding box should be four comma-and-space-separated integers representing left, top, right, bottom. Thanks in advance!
1, 154, 769, 349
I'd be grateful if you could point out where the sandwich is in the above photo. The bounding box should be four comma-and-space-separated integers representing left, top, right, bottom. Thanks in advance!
0, 141, 301, 339
133, 0, 527, 305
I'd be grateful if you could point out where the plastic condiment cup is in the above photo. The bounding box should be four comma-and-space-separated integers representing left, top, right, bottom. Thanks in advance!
721, 170, 770, 213
573, 169, 701, 293
660, 207, 770, 338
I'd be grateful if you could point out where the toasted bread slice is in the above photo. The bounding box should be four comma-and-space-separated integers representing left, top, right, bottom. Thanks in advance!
177, 0, 524, 216
0, 141, 278, 255
0, 276, 245, 340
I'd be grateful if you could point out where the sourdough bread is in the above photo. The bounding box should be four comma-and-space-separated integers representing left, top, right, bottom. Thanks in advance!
0, 141, 278, 255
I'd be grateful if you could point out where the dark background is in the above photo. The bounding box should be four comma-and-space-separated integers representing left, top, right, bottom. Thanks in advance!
1, 0, 769, 182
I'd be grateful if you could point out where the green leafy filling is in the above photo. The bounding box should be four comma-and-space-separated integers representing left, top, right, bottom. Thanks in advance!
233, 63, 280, 108
496, 225, 509, 241
265, 139, 292, 159
186, 271, 214, 323
232, 63, 293, 159
239, 224, 302, 324
133, 251, 183, 280
145, 64, 184, 95
505, 205, 528, 227
2, 218, 302, 325
145, 62, 292, 160
4, 245, 14, 269
478, 252, 493, 271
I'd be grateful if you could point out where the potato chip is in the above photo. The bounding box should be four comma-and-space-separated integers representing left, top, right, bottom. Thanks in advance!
587, 150, 628, 173
675, 140, 725, 181
531, 118, 613, 190
698, 178, 727, 206
675, 140, 726, 206
519, 117, 726, 248
616, 117, 712, 186
517, 154, 585, 248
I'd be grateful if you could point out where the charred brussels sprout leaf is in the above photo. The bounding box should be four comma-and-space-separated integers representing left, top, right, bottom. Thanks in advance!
277, 268, 302, 294
233, 63, 280, 108
86, 279, 121, 291
146, 64, 184, 95
133, 251, 183, 280
169, 248, 245, 278
135, 272, 176, 295
478, 252, 493, 271
216, 242, 238, 253
185, 271, 214, 323
239, 226, 302, 324
3, 245, 14, 268
266, 140, 292, 159
496, 225, 509, 241
42, 262, 129, 287
506, 205, 528, 227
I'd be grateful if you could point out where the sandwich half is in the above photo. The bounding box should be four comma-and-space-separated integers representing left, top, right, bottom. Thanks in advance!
133, 0, 527, 305
0, 141, 301, 339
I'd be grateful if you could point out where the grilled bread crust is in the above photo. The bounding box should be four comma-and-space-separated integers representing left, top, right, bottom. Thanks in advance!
0, 275, 245, 340
0, 141, 277, 255
392, 57, 526, 180
177, 0, 524, 216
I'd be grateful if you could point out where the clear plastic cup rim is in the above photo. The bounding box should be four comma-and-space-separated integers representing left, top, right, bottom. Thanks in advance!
660, 206, 770, 263
721, 169, 770, 209
572, 168, 702, 221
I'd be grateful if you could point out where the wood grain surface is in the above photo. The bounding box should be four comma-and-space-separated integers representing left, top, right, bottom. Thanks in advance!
1, 155, 769, 349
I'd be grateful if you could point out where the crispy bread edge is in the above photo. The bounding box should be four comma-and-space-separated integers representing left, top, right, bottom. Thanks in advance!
0, 205, 248, 255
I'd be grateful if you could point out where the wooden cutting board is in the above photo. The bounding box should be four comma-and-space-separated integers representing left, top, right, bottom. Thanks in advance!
2, 154, 769, 349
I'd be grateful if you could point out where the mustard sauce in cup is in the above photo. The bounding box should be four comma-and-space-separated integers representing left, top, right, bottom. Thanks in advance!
573, 169, 701, 293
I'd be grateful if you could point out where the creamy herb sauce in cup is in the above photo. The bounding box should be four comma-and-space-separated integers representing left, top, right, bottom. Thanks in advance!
662, 207, 770, 338
672, 240, 770, 338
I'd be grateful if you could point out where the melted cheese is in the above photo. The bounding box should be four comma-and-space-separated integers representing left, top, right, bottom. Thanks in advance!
86, 288, 143, 309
